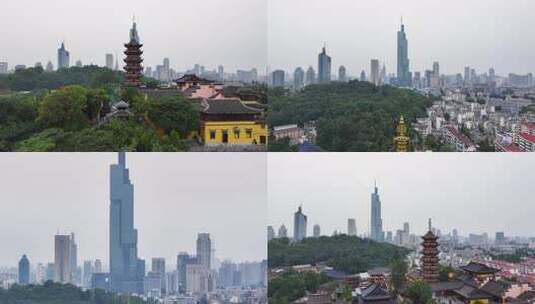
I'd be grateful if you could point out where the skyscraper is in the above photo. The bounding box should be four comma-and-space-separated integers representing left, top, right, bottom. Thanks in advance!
305, 66, 316, 85
109, 152, 145, 294
317, 46, 331, 83
370, 59, 380, 86
57, 42, 70, 69
106, 54, 114, 70
347, 218, 357, 236
83, 261, 93, 289
293, 206, 307, 241
294, 67, 305, 89
176, 252, 196, 294
396, 20, 410, 87
370, 182, 384, 241
55, 234, 72, 284
338, 66, 347, 82
196, 233, 211, 270
313, 224, 321, 237
278, 224, 288, 238
267, 226, 275, 241
18, 255, 30, 285
69, 233, 78, 285
152, 258, 166, 294
271, 70, 285, 87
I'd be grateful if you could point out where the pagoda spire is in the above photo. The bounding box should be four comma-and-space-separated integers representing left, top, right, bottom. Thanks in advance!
421, 219, 439, 283
394, 115, 410, 152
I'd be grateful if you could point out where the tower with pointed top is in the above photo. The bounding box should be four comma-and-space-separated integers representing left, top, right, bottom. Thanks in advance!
318, 46, 332, 84
124, 21, 143, 87
57, 42, 70, 70
394, 115, 410, 152
293, 205, 308, 242
421, 219, 439, 283
397, 19, 411, 87
370, 182, 384, 241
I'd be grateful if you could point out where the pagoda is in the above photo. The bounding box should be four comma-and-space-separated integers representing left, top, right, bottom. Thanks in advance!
124, 20, 143, 87
420, 218, 439, 283
394, 115, 410, 152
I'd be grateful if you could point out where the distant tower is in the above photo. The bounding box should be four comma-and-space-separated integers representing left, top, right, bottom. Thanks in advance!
18, 255, 30, 285
397, 18, 411, 87
124, 20, 144, 87
278, 224, 288, 238
394, 115, 410, 152
370, 182, 384, 241
294, 67, 305, 89
317, 46, 332, 83
421, 219, 439, 283
293, 206, 308, 241
267, 226, 275, 241
347, 218, 357, 236
338, 66, 347, 82
196, 233, 211, 270
57, 42, 70, 70
69, 233, 78, 285
54, 234, 72, 283
106, 54, 114, 70
313, 224, 321, 237
305, 66, 316, 85
370, 59, 380, 86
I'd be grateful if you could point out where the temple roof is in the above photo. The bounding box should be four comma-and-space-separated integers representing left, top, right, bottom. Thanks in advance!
175, 74, 214, 84
453, 284, 492, 300
479, 280, 512, 298
360, 284, 392, 300
202, 99, 263, 115
461, 262, 500, 275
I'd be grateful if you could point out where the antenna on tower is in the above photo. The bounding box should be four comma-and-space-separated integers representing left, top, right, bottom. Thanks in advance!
428, 218, 432, 231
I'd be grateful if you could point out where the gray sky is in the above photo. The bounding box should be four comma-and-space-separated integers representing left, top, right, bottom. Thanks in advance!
268, 153, 535, 239
0, 153, 267, 268
268, 0, 535, 76
0, 0, 267, 72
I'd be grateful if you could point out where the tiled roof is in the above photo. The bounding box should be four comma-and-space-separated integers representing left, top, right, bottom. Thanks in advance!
202, 99, 263, 115
461, 262, 500, 274
519, 132, 535, 143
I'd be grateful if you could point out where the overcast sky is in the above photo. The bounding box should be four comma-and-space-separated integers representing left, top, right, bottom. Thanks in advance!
0, 153, 267, 268
0, 0, 267, 72
268, 153, 535, 239
268, 0, 535, 76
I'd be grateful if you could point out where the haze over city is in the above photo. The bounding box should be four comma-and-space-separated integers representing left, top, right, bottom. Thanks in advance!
0, 0, 267, 71
0, 153, 267, 268
268, 0, 535, 75
268, 153, 535, 239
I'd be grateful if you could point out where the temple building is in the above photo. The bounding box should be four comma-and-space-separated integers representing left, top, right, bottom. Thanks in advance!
394, 115, 410, 152
421, 219, 439, 283
124, 21, 143, 87
357, 284, 395, 304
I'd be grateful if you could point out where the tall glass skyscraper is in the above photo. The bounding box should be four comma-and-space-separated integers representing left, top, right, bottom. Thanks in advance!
57, 42, 70, 70
370, 182, 384, 241
396, 21, 411, 87
317, 46, 332, 83
18, 255, 30, 285
109, 152, 145, 294
293, 206, 307, 241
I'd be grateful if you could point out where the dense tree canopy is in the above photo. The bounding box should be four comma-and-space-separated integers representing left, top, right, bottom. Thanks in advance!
268, 271, 331, 304
268, 81, 432, 151
0, 281, 148, 304
268, 235, 410, 274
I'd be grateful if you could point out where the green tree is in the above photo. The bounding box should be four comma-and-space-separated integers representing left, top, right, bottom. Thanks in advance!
391, 258, 408, 293
405, 280, 433, 304
147, 96, 200, 136
37, 85, 91, 131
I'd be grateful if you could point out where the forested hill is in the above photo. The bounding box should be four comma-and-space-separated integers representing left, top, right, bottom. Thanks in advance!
0, 281, 148, 304
268, 235, 411, 274
268, 81, 432, 151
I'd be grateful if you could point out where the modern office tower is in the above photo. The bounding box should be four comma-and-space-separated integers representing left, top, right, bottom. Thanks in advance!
347, 219, 357, 236
495, 232, 505, 245
109, 152, 145, 294
338, 65, 347, 82
186, 264, 213, 294
293, 206, 307, 241
278, 224, 288, 238
370, 182, 384, 242
124, 21, 144, 87
69, 233, 77, 285
106, 54, 114, 70
219, 261, 237, 288
83, 261, 93, 288
464, 66, 471, 84
165, 272, 178, 295
55, 234, 72, 283
370, 59, 380, 86
271, 70, 285, 87
57, 42, 70, 69
396, 20, 410, 87
94, 259, 102, 273
45, 61, 54, 72
177, 252, 196, 294
360, 70, 367, 82
470, 68, 477, 84
313, 224, 321, 237
151, 258, 166, 294
217, 65, 224, 80
0, 62, 8, 74
197, 233, 211, 270
35, 263, 46, 283
317, 46, 332, 83
18, 255, 30, 285
294, 67, 305, 89
305, 66, 316, 85
431, 61, 440, 88
45, 263, 55, 281
144, 271, 162, 298
267, 226, 275, 241
386, 231, 393, 243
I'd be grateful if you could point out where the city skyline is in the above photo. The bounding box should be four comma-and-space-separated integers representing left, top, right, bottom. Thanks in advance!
268, 153, 535, 239
268, 0, 535, 75
0, 153, 267, 267
0, 0, 267, 71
